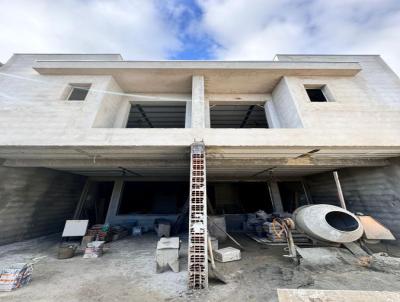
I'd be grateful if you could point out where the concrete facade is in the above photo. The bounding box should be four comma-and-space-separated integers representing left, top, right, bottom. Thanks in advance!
0, 53, 400, 243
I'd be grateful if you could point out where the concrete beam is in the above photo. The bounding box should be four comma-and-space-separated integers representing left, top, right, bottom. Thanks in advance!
2, 157, 389, 168
1, 128, 400, 148
33, 60, 362, 74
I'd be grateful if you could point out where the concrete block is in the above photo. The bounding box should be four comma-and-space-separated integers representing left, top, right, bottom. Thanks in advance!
156, 237, 180, 273
214, 247, 241, 263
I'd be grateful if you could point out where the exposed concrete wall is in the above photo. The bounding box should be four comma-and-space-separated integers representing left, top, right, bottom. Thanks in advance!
92, 77, 125, 128
271, 77, 304, 128
0, 54, 119, 132
0, 54, 399, 148
0, 166, 86, 245
305, 158, 400, 238
276, 55, 400, 132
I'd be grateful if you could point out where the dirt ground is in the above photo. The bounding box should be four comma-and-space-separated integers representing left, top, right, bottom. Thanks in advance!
0, 234, 400, 302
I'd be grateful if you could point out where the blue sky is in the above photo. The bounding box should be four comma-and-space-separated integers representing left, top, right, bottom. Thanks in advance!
1, 0, 400, 74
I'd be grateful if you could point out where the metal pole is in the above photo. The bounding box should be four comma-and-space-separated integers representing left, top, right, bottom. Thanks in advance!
333, 171, 347, 210
301, 181, 311, 204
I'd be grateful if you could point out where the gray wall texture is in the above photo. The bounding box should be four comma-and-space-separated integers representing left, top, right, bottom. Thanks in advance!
0, 166, 86, 245
305, 158, 400, 238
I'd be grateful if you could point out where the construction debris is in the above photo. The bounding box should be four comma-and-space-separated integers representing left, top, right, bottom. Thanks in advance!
110, 225, 129, 241
295, 247, 355, 266
87, 224, 111, 242
245, 210, 312, 246
370, 252, 400, 275
357, 215, 396, 241
81, 235, 94, 249
0, 263, 33, 292
156, 237, 180, 273
83, 241, 105, 258
214, 247, 241, 263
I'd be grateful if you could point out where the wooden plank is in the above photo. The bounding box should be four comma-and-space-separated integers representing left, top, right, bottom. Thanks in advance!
277, 289, 400, 302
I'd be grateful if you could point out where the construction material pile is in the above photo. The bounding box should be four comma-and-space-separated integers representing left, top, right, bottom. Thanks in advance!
83, 241, 105, 258
86, 224, 128, 242
86, 224, 111, 242
245, 210, 312, 245
0, 263, 32, 292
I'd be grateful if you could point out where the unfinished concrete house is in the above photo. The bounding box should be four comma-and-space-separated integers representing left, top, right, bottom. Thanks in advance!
0, 54, 400, 293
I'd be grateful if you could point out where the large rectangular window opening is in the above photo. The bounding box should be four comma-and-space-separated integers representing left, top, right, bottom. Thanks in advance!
126, 103, 186, 128
210, 104, 269, 128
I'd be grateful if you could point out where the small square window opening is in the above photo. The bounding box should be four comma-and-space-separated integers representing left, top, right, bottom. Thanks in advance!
67, 84, 91, 101
305, 88, 328, 102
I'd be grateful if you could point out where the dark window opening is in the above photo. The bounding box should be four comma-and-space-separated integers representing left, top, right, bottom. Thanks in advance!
126, 104, 186, 128
79, 181, 114, 226
118, 182, 189, 215
207, 182, 273, 214
68, 84, 91, 101
210, 104, 268, 128
305, 88, 328, 102
278, 181, 308, 213
325, 211, 359, 231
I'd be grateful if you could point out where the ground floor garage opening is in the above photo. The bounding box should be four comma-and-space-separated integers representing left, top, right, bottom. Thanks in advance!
1, 156, 400, 300
99, 180, 312, 234
208, 182, 273, 214
118, 182, 189, 215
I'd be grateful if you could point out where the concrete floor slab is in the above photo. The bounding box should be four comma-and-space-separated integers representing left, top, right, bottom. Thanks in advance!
0, 234, 400, 302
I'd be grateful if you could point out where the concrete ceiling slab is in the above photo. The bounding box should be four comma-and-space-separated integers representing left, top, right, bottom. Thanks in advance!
33, 60, 361, 93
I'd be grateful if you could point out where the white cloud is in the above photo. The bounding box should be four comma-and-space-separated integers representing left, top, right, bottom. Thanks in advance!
0, 0, 181, 63
1, 0, 400, 76
197, 0, 400, 75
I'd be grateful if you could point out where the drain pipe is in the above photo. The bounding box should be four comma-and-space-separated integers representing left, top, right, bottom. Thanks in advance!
333, 171, 347, 210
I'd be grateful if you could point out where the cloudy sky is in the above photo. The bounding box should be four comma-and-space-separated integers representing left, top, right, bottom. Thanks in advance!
1, 0, 400, 74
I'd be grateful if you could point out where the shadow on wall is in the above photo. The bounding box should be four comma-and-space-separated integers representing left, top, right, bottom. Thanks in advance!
0, 166, 86, 245
305, 158, 400, 239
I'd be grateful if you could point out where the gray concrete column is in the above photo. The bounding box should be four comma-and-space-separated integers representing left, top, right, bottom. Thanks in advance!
105, 179, 124, 223
191, 75, 206, 128
185, 101, 192, 128
204, 99, 211, 128
264, 100, 281, 128
268, 181, 284, 212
